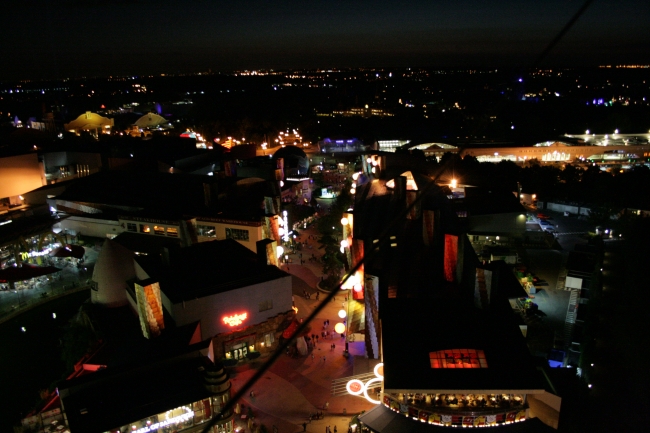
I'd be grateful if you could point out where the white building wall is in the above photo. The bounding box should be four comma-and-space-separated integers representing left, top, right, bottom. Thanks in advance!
58, 215, 123, 238
170, 275, 292, 339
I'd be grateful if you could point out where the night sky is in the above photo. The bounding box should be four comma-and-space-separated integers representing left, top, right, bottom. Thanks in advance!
3, 0, 649, 80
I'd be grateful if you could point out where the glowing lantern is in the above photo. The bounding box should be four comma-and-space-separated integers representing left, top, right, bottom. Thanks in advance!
346, 379, 364, 395
340, 240, 348, 248
338, 309, 347, 318
334, 322, 346, 334
341, 217, 348, 226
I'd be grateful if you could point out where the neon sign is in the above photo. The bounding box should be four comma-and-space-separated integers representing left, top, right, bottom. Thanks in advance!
223, 313, 248, 327
346, 363, 384, 404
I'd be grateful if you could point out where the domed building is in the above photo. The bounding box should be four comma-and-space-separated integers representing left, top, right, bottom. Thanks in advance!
64, 111, 114, 137
134, 112, 173, 130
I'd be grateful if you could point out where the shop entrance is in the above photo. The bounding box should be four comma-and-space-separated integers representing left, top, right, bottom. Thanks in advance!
229, 342, 248, 360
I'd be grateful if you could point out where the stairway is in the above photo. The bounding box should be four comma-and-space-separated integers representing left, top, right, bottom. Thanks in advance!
562, 289, 579, 350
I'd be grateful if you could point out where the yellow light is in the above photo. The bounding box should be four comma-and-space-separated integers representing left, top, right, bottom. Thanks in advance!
335, 323, 346, 334
450, 179, 457, 188
341, 217, 348, 226
338, 309, 347, 318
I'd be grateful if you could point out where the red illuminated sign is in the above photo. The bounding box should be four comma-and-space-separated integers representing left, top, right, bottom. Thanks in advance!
223, 313, 248, 327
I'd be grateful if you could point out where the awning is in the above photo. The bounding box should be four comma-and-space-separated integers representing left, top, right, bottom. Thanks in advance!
358, 405, 554, 432
0, 264, 61, 282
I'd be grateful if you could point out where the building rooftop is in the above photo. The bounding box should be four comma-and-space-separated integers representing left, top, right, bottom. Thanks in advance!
381, 298, 546, 394
134, 238, 289, 303
58, 349, 214, 433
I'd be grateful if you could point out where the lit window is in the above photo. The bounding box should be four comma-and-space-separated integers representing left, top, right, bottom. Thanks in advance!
226, 228, 249, 241
264, 332, 275, 346
153, 225, 165, 235
429, 349, 487, 369
196, 224, 216, 237
139, 224, 150, 233
167, 227, 178, 237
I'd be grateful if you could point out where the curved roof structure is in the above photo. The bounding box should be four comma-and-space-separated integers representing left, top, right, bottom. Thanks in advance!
91, 239, 135, 307
64, 111, 114, 132
134, 112, 170, 129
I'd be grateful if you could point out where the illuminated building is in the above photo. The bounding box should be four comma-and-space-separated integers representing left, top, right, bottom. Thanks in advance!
45, 171, 284, 254
92, 235, 293, 360
64, 111, 114, 137
318, 138, 367, 153
0, 152, 45, 209
343, 162, 561, 430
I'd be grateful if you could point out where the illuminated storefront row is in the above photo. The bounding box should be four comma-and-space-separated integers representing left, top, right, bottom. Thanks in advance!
109, 396, 234, 433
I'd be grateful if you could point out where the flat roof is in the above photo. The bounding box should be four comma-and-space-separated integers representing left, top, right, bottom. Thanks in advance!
59, 353, 214, 433
134, 238, 289, 303
381, 299, 546, 394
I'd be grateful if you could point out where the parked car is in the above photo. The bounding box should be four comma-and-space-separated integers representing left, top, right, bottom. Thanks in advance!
537, 213, 550, 219
539, 220, 554, 227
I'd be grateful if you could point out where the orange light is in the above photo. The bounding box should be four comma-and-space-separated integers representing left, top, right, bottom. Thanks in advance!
223, 312, 248, 327
292, 306, 298, 313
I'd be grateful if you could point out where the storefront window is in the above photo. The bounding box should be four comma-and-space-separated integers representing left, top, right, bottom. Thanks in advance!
197, 224, 216, 237
127, 223, 137, 232
140, 224, 150, 233
154, 225, 165, 235
167, 227, 178, 237
429, 349, 487, 369
113, 404, 196, 433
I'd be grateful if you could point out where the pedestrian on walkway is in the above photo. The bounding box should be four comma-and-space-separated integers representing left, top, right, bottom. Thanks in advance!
316, 291, 320, 301
334, 426, 338, 433
332, 343, 335, 350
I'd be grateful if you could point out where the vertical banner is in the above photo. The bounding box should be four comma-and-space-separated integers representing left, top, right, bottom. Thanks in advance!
475, 268, 492, 309
444, 234, 458, 282
276, 158, 284, 180
406, 191, 421, 220
422, 210, 435, 246
351, 240, 364, 300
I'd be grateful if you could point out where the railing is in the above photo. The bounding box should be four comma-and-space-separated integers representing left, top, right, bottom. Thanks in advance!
0, 283, 92, 324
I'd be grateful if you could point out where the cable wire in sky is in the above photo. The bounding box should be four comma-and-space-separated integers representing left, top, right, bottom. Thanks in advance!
531, 0, 596, 68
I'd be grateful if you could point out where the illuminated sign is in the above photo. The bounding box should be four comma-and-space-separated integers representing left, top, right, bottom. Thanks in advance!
346, 363, 384, 404
223, 313, 248, 327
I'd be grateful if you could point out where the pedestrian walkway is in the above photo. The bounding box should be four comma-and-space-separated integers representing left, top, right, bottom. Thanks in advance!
0, 243, 99, 323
